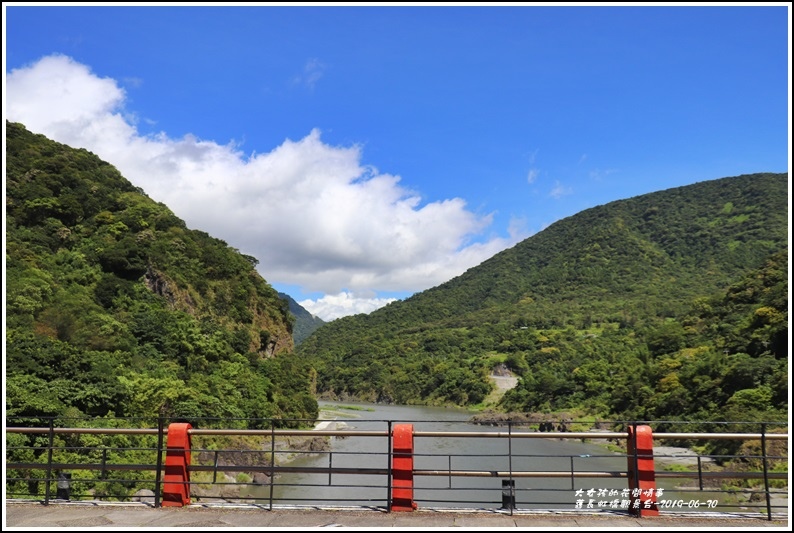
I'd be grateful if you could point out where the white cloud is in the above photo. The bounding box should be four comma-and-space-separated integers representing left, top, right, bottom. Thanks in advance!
299, 291, 397, 322
5, 55, 126, 126
589, 168, 618, 180
507, 216, 531, 242
293, 58, 326, 89
527, 168, 539, 184
6, 54, 519, 320
549, 180, 573, 199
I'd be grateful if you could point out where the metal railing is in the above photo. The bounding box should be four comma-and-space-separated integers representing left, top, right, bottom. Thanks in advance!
5, 417, 788, 520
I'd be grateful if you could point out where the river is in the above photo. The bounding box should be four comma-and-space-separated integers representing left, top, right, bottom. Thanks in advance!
241, 401, 728, 512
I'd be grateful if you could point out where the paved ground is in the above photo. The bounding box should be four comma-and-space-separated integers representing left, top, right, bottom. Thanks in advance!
4, 501, 790, 529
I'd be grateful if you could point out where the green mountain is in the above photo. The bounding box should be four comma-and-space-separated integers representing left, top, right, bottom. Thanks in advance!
297, 172, 788, 421
278, 291, 326, 345
5, 121, 318, 425
5, 120, 786, 425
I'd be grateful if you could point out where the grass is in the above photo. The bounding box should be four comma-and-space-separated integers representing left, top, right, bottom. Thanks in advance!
661, 463, 693, 473
336, 405, 375, 412
317, 404, 375, 420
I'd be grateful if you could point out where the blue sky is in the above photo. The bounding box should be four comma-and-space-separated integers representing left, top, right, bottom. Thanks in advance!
3, 3, 791, 320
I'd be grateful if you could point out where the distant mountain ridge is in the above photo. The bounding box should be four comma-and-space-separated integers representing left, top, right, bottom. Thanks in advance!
278, 292, 326, 345
297, 172, 788, 421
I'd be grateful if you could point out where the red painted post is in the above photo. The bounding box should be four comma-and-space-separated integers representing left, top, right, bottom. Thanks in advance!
391, 423, 417, 511
161, 423, 192, 507
627, 424, 659, 517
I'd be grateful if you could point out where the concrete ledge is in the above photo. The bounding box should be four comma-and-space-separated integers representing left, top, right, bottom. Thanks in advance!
4, 501, 789, 529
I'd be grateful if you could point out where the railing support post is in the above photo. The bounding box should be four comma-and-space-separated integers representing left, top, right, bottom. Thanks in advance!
501, 480, 516, 511
391, 423, 416, 511
44, 418, 55, 505
161, 422, 192, 507
761, 423, 772, 521
386, 421, 393, 512
268, 422, 275, 511
154, 417, 164, 508
627, 424, 659, 517
507, 421, 514, 515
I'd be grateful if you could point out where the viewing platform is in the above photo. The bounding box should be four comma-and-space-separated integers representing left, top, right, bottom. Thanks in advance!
5, 501, 790, 529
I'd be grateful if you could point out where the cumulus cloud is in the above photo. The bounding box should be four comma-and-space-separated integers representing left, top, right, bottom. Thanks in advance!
6, 55, 520, 320
299, 292, 398, 322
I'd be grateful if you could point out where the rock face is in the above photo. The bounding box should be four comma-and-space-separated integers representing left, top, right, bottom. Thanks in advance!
190, 434, 331, 502
468, 411, 573, 430
142, 265, 293, 359
491, 363, 512, 377
132, 489, 155, 504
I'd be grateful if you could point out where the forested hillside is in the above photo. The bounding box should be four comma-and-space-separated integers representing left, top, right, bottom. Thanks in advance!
5, 120, 787, 426
5, 121, 318, 425
298, 172, 788, 422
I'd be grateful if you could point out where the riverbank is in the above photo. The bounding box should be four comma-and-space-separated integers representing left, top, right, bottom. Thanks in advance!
191, 422, 334, 502
315, 403, 375, 426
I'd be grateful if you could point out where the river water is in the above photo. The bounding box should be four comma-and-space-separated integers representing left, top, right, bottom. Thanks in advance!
242, 401, 727, 512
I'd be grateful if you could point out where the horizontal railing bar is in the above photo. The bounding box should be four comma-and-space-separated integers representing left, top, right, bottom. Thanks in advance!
413, 470, 628, 478
6, 427, 789, 441
413, 431, 789, 440
192, 465, 390, 476
414, 431, 627, 439
7, 446, 158, 452
7, 462, 158, 472
10, 462, 787, 481
654, 471, 789, 480
5, 428, 160, 435
7, 462, 388, 477
653, 433, 789, 440
189, 429, 387, 437
4, 427, 387, 438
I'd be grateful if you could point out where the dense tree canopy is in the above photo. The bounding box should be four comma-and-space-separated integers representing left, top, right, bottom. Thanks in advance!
298, 172, 788, 423
5, 120, 787, 427
5, 121, 317, 425
10, 121, 785, 504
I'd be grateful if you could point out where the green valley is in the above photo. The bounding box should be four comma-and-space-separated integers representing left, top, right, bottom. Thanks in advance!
5, 120, 788, 427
